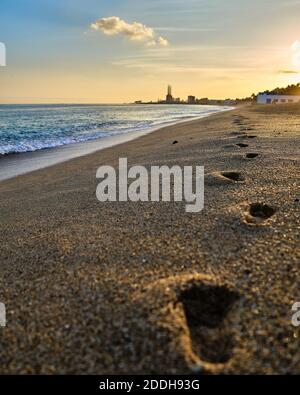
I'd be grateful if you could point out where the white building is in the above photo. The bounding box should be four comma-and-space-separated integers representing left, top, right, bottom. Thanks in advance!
257, 93, 300, 104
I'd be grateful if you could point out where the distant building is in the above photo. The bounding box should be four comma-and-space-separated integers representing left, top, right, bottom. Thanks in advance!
166, 85, 173, 103
257, 94, 300, 104
197, 98, 209, 105
224, 99, 237, 105
188, 95, 196, 104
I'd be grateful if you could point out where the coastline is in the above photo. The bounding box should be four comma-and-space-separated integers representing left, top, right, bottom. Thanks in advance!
0, 104, 299, 374
0, 106, 232, 182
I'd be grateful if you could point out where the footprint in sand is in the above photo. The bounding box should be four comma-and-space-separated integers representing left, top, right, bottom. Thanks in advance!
244, 202, 276, 225
206, 171, 246, 186
179, 281, 240, 365
221, 171, 245, 182
236, 143, 249, 148
136, 274, 242, 374
223, 144, 240, 150
245, 153, 259, 159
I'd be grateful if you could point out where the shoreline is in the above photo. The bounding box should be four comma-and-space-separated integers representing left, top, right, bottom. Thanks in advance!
0, 104, 299, 374
0, 106, 233, 182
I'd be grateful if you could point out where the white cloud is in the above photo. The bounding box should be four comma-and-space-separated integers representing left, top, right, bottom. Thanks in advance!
146, 36, 169, 48
157, 37, 169, 47
90, 16, 169, 47
291, 40, 300, 69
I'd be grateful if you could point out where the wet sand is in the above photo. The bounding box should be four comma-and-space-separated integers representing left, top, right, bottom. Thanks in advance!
0, 104, 299, 374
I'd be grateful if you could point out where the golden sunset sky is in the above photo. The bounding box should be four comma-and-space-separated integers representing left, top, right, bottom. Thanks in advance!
1, 0, 300, 103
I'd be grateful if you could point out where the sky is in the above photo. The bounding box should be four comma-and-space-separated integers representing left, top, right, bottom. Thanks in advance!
0, 0, 300, 103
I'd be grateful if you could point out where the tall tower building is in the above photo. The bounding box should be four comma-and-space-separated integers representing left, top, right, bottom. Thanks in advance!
166, 85, 173, 103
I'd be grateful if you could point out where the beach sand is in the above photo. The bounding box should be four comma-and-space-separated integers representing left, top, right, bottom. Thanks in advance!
0, 104, 299, 374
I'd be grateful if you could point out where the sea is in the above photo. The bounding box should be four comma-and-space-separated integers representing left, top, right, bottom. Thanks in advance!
0, 104, 230, 156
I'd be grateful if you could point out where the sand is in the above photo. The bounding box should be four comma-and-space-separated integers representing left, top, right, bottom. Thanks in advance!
0, 104, 299, 374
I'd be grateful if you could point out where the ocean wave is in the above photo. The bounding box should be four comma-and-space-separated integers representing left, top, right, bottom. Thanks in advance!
0, 104, 229, 155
